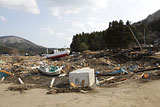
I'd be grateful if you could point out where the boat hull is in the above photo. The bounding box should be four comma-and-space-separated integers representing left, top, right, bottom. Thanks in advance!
45, 50, 70, 59
47, 53, 69, 59
38, 66, 61, 76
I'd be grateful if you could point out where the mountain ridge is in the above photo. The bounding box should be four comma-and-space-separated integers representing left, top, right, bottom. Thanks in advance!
0, 35, 46, 55
146, 9, 160, 23
0, 35, 44, 48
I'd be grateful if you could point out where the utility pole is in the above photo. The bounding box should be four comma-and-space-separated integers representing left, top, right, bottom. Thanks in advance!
46, 48, 48, 54
144, 28, 146, 47
129, 26, 143, 51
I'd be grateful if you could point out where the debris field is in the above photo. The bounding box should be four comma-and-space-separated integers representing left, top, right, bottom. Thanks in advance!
1, 50, 160, 94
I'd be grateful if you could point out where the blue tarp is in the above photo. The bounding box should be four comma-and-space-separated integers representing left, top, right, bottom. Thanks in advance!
102, 67, 128, 75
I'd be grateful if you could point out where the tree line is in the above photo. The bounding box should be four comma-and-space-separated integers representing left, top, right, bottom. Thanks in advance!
70, 20, 134, 52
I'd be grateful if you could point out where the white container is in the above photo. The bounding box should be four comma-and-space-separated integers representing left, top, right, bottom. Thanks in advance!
69, 67, 95, 87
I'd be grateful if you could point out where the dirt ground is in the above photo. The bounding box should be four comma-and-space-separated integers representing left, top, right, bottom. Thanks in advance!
1, 51, 160, 107
1, 79, 160, 107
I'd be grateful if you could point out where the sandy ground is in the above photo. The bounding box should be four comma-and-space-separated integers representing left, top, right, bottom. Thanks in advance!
1, 80, 160, 107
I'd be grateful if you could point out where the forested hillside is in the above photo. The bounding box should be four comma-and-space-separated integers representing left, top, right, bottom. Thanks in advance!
70, 9, 160, 52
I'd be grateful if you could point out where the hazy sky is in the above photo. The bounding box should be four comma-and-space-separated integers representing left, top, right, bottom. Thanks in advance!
0, 0, 160, 48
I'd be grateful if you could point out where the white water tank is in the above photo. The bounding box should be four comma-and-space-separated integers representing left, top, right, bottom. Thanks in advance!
69, 67, 95, 87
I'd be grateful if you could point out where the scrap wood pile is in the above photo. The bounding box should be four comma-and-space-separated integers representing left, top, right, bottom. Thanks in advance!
1, 49, 160, 94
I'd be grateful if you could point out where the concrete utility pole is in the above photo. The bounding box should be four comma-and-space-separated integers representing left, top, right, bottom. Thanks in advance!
129, 26, 143, 51
46, 48, 48, 54
144, 28, 146, 47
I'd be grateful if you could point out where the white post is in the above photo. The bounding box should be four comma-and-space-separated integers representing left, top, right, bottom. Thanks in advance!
1, 77, 5, 82
106, 77, 115, 81
18, 78, 24, 84
50, 78, 55, 88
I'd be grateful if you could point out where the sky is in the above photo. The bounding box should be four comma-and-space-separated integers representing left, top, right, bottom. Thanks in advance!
0, 0, 160, 48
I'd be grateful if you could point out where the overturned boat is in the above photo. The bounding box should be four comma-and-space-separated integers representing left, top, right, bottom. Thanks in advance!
45, 50, 70, 59
38, 65, 63, 76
